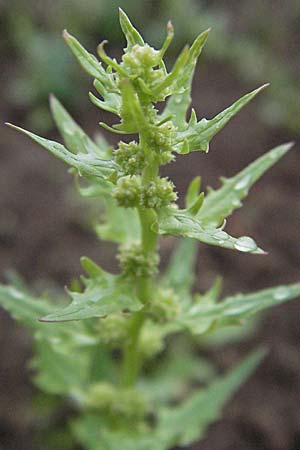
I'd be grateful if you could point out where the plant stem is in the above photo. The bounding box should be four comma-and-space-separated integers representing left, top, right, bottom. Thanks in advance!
120, 132, 159, 386
120, 207, 158, 387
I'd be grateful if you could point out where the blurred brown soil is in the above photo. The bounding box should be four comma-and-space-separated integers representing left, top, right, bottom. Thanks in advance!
0, 64, 299, 450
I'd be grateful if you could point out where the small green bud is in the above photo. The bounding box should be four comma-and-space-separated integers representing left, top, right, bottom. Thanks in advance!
114, 141, 145, 175
96, 314, 128, 346
112, 175, 141, 207
141, 177, 177, 209
149, 287, 181, 323
139, 322, 164, 358
118, 243, 159, 278
122, 44, 160, 70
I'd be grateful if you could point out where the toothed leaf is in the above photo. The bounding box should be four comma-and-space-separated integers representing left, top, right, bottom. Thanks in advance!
158, 209, 265, 254
179, 282, 300, 335
7, 124, 118, 182
198, 143, 292, 226
162, 30, 210, 127
157, 350, 265, 447
175, 85, 268, 153
50, 95, 109, 158
41, 258, 142, 322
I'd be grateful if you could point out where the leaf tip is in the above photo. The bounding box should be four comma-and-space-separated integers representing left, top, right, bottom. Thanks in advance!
62, 29, 71, 40
257, 83, 270, 93
282, 141, 294, 152
167, 20, 174, 34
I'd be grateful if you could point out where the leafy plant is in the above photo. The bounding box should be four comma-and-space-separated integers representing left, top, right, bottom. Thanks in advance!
2, 9, 300, 449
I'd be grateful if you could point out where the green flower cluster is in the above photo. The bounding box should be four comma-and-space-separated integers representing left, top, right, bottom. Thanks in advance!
117, 243, 159, 278
112, 175, 177, 209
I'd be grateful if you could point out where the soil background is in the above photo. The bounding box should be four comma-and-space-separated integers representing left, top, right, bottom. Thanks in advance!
0, 1, 299, 449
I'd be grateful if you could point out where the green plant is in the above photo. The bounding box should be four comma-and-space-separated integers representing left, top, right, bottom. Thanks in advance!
2, 9, 300, 450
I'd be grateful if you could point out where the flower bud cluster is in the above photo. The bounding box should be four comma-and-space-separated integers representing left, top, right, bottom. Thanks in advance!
122, 44, 160, 70
148, 287, 181, 323
141, 177, 177, 209
96, 314, 128, 347
118, 244, 159, 278
139, 323, 165, 358
112, 175, 177, 209
114, 141, 145, 175
112, 175, 141, 207
121, 43, 175, 101
85, 382, 146, 420
145, 121, 177, 167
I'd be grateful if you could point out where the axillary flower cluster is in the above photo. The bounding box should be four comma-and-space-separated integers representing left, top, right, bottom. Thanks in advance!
3, 9, 300, 450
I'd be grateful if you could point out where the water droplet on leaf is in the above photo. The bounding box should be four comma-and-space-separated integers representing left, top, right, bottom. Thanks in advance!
274, 287, 289, 300
213, 230, 229, 241
234, 236, 257, 252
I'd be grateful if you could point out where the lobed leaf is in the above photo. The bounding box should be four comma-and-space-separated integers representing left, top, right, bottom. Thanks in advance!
0, 282, 103, 395
157, 349, 265, 447
158, 209, 265, 254
179, 282, 300, 335
198, 143, 293, 226
162, 29, 210, 128
175, 84, 268, 153
50, 95, 109, 158
40, 258, 142, 322
6, 124, 118, 182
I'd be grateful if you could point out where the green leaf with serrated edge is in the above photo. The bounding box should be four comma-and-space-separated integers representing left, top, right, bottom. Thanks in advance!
95, 198, 140, 244
50, 95, 109, 159
114, 79, 148, 133
119, 8, 144, 50
157, 349, 265, 447
197, 143, 293, 226
175, 84, 268, 153
0, 282, 110, 395
162, 29, 210, 127
179, 282, 300, 335
162, 238, 197, 301
157, 209, 265, 254
0, 282, 100, 345
6, 124, 118, 181
40, 257, 142, 322
63, 30, 110, 84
